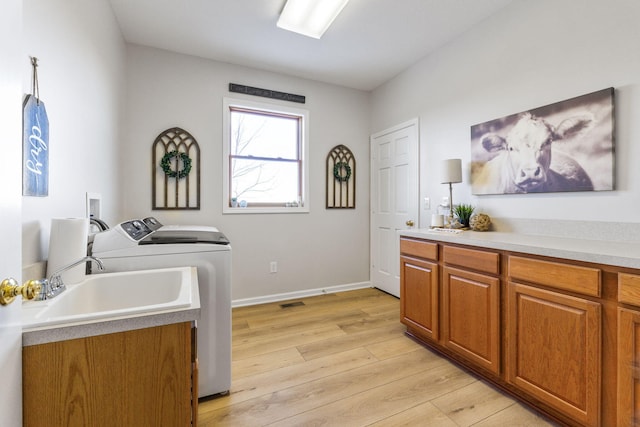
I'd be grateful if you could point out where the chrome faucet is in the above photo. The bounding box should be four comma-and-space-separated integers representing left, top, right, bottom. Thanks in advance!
36, 256, 105, 300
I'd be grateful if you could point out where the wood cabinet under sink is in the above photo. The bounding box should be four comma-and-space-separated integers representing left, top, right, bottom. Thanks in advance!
23, 322, 198, 427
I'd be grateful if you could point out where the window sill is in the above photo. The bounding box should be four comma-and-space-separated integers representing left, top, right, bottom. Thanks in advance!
223, 206, 309, 214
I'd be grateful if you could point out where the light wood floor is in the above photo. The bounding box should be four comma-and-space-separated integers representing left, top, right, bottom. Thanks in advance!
198, 288, 557, 426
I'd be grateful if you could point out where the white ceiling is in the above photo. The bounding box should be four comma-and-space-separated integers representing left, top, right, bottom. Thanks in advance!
108, 0, 513, 91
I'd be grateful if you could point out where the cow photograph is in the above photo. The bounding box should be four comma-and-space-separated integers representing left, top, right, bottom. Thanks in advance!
471, 88, 614, 195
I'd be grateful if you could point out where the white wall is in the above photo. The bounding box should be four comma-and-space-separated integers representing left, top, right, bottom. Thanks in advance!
371, 0, 640, 228
21, 0, 126, 266
121, 45, 371, 301
27, 0, 630, 302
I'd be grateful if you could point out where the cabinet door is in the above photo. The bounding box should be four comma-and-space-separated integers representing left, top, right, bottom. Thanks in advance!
400, 256, 439, 341
507, 282, 601, 426
618, 307, 640, 427
442, 266, 500, 375
23, 323, 193, 427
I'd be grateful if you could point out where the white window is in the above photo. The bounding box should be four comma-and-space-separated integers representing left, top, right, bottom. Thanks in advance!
223, 97, 309, 213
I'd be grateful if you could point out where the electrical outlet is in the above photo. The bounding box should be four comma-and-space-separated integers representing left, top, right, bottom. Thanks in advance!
424, 197, 430, 210
270, 261, 278, 273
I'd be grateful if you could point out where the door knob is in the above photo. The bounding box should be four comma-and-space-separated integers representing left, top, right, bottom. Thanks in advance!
406, 220, 414, 227
0, 278, 42, 306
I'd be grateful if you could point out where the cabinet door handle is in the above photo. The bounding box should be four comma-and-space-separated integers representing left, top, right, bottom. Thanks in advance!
406, 220, 415, 227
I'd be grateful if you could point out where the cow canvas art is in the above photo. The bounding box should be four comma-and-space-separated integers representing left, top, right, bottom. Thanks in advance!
471, 88, 614, 195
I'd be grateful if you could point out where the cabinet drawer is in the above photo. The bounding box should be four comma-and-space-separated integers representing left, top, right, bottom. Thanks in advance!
508, 256, 601, 297
400, 238, 438, 261
443, 245, 499, 275
619, 273, 640, 307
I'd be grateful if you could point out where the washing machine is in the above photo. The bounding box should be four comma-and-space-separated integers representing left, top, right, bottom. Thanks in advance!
90, 217, 231, 398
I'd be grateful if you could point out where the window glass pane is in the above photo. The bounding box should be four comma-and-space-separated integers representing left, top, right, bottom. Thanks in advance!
230, 110, 299, 159
224, 97, 309, 213
231, 158, 300, 204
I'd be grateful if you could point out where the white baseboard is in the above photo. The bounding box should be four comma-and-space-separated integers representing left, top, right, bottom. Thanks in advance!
232, 281, 373, 308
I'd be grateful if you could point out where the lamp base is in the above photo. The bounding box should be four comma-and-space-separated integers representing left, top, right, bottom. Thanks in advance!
444, 215, 463, 229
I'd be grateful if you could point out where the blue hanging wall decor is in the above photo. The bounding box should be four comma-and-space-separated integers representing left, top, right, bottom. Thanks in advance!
23, 57, 49, 197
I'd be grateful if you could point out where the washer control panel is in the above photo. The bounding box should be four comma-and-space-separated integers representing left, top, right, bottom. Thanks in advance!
120, 219, 153, 241
142, 216, 164, 231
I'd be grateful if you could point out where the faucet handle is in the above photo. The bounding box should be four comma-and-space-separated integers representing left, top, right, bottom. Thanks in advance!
48, 274, 63, 289
0, 278, 42, 305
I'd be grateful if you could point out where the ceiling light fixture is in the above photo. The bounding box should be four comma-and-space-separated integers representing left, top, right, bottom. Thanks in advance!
277, 0, 350, 39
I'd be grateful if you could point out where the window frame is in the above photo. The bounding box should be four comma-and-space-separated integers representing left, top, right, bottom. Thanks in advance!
222, 97, 310, 214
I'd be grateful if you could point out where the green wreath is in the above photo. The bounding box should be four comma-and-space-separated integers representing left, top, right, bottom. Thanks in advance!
333, 162, 352, 182
160, 151, 192, 179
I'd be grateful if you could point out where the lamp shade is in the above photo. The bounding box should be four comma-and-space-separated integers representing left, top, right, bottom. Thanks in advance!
441, 159, 462, 184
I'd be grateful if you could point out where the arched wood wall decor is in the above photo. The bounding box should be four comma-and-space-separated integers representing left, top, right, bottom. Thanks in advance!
152, 127, 200, 210
326, 144, 356, 209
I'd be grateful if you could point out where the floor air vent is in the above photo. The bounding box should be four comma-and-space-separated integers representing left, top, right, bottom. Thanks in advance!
280, 301, 305, 309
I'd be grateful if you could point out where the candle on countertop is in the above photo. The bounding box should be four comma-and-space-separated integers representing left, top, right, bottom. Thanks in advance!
431, 214, 444, 228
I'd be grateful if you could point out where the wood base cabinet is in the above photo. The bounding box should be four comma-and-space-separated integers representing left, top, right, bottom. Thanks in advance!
441, 244, 501, 375
398, 236, 625, 426
400, 238, 439, 341
23, 322, 197, 427
507, 282, 601, 426
617, 272, 640, 426
400, 255, 439, 341
618, 307, 640, 426
443, 266, 500, 375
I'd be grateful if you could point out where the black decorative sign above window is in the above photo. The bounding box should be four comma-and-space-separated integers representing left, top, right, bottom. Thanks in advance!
229, 83, 306, 104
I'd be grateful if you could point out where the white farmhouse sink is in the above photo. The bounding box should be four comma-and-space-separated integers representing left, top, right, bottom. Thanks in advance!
22, 266, 197, 329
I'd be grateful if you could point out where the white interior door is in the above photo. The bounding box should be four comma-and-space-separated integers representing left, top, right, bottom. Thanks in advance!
0, 1, 25, 425
370, 119, 419, 297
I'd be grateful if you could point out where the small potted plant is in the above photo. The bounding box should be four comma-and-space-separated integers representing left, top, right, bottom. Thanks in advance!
454, 204, 475, 228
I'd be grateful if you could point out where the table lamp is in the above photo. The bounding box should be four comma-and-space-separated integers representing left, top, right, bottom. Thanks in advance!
441, 159, 462, 226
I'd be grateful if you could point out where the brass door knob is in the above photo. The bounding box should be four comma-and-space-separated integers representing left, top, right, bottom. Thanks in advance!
0, 278, 42, 306
406, 220, 414, 227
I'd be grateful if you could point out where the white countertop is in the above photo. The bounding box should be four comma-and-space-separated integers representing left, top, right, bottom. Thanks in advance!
399, 228, 640, 269
22, 306, 200, 346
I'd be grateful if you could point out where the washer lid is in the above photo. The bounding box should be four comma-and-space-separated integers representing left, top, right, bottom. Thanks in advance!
139, 230, 230, 245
